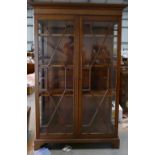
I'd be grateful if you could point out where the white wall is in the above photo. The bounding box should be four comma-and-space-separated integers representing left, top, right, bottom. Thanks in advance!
27, 9, 34, 51
122, 8, 128, 52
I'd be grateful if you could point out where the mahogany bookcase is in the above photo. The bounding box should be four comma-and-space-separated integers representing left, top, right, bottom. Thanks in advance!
31, 2, 127, 149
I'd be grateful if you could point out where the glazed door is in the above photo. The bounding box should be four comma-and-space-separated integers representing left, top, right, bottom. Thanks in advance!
79, 16, 120, 137
36, 16, 79, 138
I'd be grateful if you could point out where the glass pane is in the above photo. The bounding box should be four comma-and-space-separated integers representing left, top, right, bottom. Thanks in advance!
40, 96, 74, 134
39, 67, 48, 91
47, 67, 73, 91
82, 95, 115, 134
81, 20, 118, 134
38, 20, 74, 65
38, 20, 75, 134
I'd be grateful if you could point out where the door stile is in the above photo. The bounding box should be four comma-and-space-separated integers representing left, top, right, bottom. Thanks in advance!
34, 15, 40, 139
78, 15, 119, 138
74, 15, 80, 137
114, 15, 122, 137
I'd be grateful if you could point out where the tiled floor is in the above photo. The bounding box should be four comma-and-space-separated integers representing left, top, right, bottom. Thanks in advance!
27, 93, 128, 155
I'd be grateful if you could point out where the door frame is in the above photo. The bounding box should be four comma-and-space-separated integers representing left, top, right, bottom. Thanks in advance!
78, 15, 121, 138
34, 15, 79, 139
35, 14, 122, 139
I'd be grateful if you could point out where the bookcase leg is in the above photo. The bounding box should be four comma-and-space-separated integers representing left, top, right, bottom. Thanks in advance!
112, 139, 120, 148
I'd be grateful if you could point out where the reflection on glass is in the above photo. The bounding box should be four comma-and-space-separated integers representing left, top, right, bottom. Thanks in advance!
81, 21, 118, 134
40, 96, 74, 134
38, 20, 75, 134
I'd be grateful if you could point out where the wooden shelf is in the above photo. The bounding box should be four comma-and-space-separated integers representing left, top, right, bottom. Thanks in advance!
39, 89, 74, 96
39, 89, 115, 97
39, 64, 74, 68
38, 64, 117, 69
84, 34, 117, 38
38, 33, 74, 37
83, 90, 115, 96
82, 122, 114, 134
38, 33, 117, 38
40, 125, 73, 134
83, 64, 116, 68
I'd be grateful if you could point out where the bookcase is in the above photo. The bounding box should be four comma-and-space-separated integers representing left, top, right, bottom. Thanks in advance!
32, 2, 127, 149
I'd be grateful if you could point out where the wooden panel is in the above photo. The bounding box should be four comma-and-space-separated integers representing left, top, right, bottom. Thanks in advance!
34, 16, 40, 138
34, 8, 122, 16
114, 16, 122, 137
119, 66, 128, 112
32, 3, 127, 16
31, 2, 127, 10
34, 137, 120, 150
